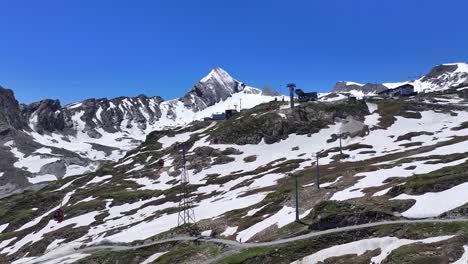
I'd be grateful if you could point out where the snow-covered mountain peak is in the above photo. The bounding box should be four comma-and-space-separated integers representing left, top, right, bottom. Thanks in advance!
442, 62, 468, 71
200, 67, 236, 84
182, 67, 247, 112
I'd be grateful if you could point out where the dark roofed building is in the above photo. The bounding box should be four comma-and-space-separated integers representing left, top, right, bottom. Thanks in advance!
378, 84, 416, 97
294, 89, 318, 102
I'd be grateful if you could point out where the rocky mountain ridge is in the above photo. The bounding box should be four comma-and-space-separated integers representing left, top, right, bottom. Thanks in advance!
332, 62, 468, 96
0, 86, 467, 263
0, 68, 279, 196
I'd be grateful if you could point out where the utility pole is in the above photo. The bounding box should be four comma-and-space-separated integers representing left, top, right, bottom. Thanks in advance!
339, 133, 343, 156
293, 173, 300, 222
287, 83, 296, 109
239, 99, 242, 111
315, 153, 320, 190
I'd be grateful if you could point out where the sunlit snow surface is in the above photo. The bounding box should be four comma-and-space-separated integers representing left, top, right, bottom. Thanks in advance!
4, 93, 468, 263
291, 235, 454, 264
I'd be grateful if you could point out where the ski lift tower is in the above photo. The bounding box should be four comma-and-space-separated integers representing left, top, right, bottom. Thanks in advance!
177, 145, 196, 230
287, 83, 296, 109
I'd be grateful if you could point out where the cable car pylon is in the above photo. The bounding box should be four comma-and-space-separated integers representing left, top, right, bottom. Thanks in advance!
177, 144, 197, 234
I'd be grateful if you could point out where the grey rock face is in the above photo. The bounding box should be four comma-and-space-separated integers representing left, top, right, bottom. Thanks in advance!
63, 95, 164, 135
420, 64, 468, 89
332, 63, 468, 95
0, 87, 28, 131
21, 99, 65, 134
261, 86, 281, 96
0, 67, 255, 196
332, 82, 388, 94
38, 161, 67, 178
180, 68, 246, 112
421, 64, 458, 81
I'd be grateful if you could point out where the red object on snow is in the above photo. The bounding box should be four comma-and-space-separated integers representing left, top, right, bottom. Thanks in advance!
53, 208, 65, 222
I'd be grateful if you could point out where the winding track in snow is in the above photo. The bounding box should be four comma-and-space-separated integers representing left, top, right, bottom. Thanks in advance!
34, 218, 468, 264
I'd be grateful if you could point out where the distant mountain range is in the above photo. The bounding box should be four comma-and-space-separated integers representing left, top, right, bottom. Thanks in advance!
0, 67, 279, 196
0, 62, 467, 196
332, 63, 468, 97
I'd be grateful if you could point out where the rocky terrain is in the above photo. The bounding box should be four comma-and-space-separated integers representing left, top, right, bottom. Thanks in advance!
0, 63, 467, 264
332, 63, 468, 96
0, 68, 279, 197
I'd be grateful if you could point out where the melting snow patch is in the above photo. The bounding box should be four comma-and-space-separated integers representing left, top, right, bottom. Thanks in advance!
331, 158, 468, 201
158, 132, 193, 149
141, 251, 168, 264
86, 175, 112, 185
291, 235, 454, 264
373, 187, 392, 197
392, 182, 468, 218
237, 206, 311, 242
244, 205, 267, 217
28, 174, 58, 184
320, 176, 342, 188
453, 245, 468, 264
0, 223, 9, 233
5, 141, 60, 174
0, 237, 16, 250
201, 230, 212, 236
221, 226, 238, 237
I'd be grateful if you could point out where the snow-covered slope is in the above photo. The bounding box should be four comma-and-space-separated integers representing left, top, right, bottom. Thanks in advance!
1, 88, 467, 263
0, 69, 280, 196
333, 62, 468, 95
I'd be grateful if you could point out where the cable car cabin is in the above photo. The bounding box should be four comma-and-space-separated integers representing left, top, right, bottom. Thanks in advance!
157, 159, 165, 167
295, 89, 318, 102
53, 208, 65, 222
225, 109, 239, 119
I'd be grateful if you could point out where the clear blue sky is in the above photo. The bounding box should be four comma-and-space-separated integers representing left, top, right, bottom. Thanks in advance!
1, 0, 467, 104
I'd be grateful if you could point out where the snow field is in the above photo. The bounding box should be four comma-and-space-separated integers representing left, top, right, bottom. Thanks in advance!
291, 235, 454, 264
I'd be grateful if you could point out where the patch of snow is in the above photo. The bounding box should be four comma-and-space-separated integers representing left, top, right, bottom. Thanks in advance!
392, 182, 468, 218
321, 176, 342, 188
0, 223, 9, 233
201, 230, 212, 236
453, 245, 468, 264
245, 205, 267, 217
221, 226, 238, 237
86, 175, 112, 185
331, 158, 467, 201
28, 174, 57, 184
291, 235, 454, 264
35, 148, 53, 154
5, 141, 60, 174
237, 206, 311, 242
345, 81, 364, 86
141, 251, 168, 264
373, 187, 392, 197
0, 237, 16, 250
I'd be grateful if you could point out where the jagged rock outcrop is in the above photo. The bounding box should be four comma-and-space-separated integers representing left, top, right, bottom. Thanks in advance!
0, 87, 28, 134
261, 86, 281, 96
332, 82, 387, 94
332, 63, 468, 95
21, 99, 65, 134
210, 100, 370, 145
0, 68, 274, 196
420, 63, 468, 91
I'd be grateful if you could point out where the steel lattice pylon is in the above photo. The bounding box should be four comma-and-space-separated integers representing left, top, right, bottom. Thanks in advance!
177, 147, 196, 228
